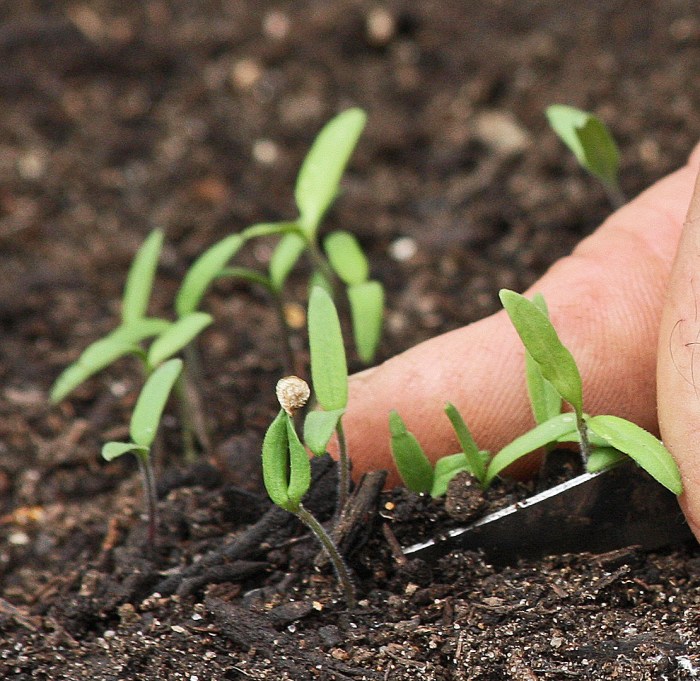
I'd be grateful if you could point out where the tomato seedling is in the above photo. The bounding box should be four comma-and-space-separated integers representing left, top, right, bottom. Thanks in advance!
175, 108, 384, 372
102, 359, 183, 548
546, 104, 625, 208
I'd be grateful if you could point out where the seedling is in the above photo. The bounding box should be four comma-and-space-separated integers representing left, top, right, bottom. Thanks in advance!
50, 230, 214, 459
102, 358, 183, 548
390, 290, 682, 498
175, 108, 384, 372
262, 376, 356, 607
546, 104, 625, 208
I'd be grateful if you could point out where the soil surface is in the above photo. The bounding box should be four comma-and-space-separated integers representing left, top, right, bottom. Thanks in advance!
2, 1, 700, 679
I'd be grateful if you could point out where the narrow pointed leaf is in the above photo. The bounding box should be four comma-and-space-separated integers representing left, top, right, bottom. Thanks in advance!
431, 452, 469, 498
586, 415, 682, 495
122, 230, 164, 324
130, 358, 183, 447
500, 289, 583, 416
389, 410, 434, 494
525, 293, 562, 424
147, 312, 213, 368
262, 409, 292, 509
546, 105, 619, 188
304, 408, 346, 456
308, 286, 348, 410
324, 231, 369, 285
444, 402, 487, 484
102, 441, 149, 461
347, 280, 384, 363
295, 108, 367, 238
270, 232, 306, 291
485, 413, 579, 486
285, 413, 311, 508
50, 334, 138, 403
175, 234, 244, 316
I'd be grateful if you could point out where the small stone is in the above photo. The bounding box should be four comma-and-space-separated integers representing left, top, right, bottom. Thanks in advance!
473, 111, 531, 156
366, 8, 396, 46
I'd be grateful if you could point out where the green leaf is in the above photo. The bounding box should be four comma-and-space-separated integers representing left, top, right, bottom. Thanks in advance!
304, 408, 346, 456
389, 410, 434, 494
585, 415, 683, 495
295, 108, 367, 238
308, 286, 348, 410
175, 234, 244, 316
586, 446, 627, 473
261, 409, 310, 511
309, 269, 334, 298
129, 358, 183, 447
485, 413, 579, 486
122, 230, 164, 324
242, 221, 300, 240
147, 312, 213, 368
499, 289, 583, 417
347, 280, 384, 363
262, 410, 292, 509
431, 452, 469, 498
102, 441, 149, 461
525, 293, 562, 424
285, 413, 312, 508
269, 232, 306, 292
444, 403, 487, 484
50, 334, 138, 403
324, 231, 369, 285
546, 105, 620, 188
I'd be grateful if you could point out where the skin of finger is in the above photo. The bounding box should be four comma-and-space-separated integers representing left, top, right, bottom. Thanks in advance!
657, 166, 700, 541
343, 147, 700, 488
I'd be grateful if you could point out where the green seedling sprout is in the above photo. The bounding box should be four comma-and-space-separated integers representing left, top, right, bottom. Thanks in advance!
262, 377, 356, 607
499, 289, 590, 463
174, 108, 384, 372
390, 290, 682, 498
546, 104, 625, 208
51, 230, 213, 461
389, 410, 434, 494
102, 358, 183, 548
498, 289, 682, 494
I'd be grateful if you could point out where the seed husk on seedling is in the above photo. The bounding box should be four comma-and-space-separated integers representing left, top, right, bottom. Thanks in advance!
102, 358, 183, 548
262, 378, 356, 607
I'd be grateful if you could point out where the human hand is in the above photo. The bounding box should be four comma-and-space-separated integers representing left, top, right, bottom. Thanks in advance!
341, 143, 700, 540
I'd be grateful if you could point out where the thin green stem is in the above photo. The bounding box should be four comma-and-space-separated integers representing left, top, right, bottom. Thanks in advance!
295, 504, 357, 608
136, 451, 159, 552
306, 239, 338, 292
335, 419, 350, 517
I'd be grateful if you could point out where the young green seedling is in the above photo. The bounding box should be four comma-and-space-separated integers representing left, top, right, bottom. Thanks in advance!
102, 358, 183, 548
546, 104, 625, 208
498, 289, 682, 494
262, 377, 356, 607
174, 108, 384, 371
51, 230, 214, 460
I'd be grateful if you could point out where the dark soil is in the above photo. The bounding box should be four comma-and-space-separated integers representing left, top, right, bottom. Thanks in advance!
2, 2, 700, 679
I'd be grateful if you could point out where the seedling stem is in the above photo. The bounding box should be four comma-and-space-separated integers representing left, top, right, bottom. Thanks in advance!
295, 503, 357, 608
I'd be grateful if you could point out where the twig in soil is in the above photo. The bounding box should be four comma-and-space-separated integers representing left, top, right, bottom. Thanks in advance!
381, 523, 408, 566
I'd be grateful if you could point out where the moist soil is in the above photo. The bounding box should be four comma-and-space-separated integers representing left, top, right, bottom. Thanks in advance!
2, 2, 700, 679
